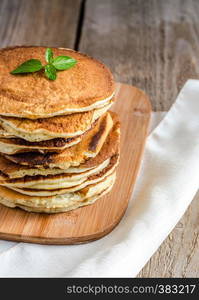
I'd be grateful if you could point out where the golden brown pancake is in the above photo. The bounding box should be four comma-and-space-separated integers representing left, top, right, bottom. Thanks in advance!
15, 185, 113, 213
0, 101, 112, 142
0, 155, 118, 195
8, 185, 113, 213
0, 113, 120, 178
0, 172, 116, 213
5, 111, 114, 169
0, 46, 115, 118
0, 136, 81, 154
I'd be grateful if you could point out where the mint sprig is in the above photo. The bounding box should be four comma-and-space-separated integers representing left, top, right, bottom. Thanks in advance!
10, 48, 77, 80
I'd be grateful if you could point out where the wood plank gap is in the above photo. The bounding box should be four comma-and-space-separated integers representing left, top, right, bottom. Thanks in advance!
74, 0, 86, 50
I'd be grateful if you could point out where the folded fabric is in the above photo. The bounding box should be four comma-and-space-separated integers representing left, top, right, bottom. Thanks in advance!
0, 80, 198, 277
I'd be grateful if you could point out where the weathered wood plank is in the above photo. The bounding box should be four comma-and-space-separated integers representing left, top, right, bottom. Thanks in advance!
79, 0, 199, 111
80, 0, 199, 277
137, 192, 199, 278
0, 0, 81, 48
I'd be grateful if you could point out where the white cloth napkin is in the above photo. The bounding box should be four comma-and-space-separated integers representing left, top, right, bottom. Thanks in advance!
0, 80, 198, 277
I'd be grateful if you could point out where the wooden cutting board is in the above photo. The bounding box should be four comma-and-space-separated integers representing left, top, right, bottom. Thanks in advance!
0, 83, 151, 245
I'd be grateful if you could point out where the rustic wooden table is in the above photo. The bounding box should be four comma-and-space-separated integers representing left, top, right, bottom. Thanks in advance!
0, 0, 198, 277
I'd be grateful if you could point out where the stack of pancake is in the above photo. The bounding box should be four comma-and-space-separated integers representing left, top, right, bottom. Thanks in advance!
0, 46, 120, 213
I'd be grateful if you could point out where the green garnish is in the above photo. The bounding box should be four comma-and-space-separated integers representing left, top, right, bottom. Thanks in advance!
45, 64, 57, 81
52, 56, 77, 70
10, 59, 43, 74
45, 48, 53, 64
10, 48, 77, 80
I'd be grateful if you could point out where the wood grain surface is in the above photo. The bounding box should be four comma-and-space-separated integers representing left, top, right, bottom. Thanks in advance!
0, 0, 198, 276
80, 0, 199, 111
0, 0, 81, 48
0, 83, 151, 245
79, 0, 199, 278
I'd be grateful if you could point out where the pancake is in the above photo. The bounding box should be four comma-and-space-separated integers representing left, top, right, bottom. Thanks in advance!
2, 185, 114, 213
0, 46, 115, 119
15, 185, 113, 213
0, 154, 118, 191
0, 172, 116, 213
5, 111, 115, 169
0, 101, 112, 142
7, 164, 116, 196
0, 136, 81, 154
0, 113, 120, 178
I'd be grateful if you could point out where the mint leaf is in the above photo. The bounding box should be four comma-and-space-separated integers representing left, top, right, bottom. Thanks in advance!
44, 64, 57, 80
52, 56, 77, 70
10, 59, 43, 74
45, 48, 53, 63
